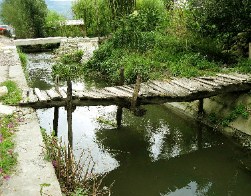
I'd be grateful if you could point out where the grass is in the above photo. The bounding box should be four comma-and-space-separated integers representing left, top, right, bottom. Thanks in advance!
0, 81, 22, 105
17, 49, 27, 70
0, 114, 21, 183
208, 104, 250, 127
41, 130, 111, 196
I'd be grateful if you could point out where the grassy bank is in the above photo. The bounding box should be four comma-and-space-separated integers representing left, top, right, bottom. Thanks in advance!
0, 114, 20, 183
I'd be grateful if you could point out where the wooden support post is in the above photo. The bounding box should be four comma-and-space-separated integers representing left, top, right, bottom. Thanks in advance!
197, 123, 202, 150
66, 80, 73, 148
131, 75, 141, 113
198, 99, 204, 117
116, 67, 125, 128
249, 43, 251, 59
119, 67, 125, 86
116, 106, 123, 128
53, 106, 59, 136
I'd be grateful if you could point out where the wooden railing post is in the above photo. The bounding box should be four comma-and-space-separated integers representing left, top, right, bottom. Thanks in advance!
66, 80, 73, 148
53, 106, 59, 136
131, 75, 141, 112
249, 43, 251, 59
198, 98, 204, 118
116, 67, 125, 128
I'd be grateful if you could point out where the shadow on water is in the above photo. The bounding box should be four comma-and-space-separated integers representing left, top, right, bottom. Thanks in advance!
28, 52, 251, 196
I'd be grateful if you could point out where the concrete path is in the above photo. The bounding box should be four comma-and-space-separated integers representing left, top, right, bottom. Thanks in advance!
0, 36, 62, 195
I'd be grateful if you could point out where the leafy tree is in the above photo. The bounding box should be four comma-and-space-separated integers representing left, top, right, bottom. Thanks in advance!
108, 0, 136, 18
189, 0, 251, 56
72, 0, 112, 36
0, 0, 47, 38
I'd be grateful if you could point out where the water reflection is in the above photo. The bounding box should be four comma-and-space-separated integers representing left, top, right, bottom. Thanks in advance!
30, 52, 251, 196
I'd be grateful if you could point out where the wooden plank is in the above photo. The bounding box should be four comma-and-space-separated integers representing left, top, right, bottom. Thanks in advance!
216, 73, 247, 82
28, 89, 38, 103
104, 87, 132, 97
139, 83, 162, 96
91, 89, 115, 98
72, 90, 82, 98
194, 78, 221, 88
231, 73, 251, 81
150, 81, 179, 96
46, 88, 60, 100
21, 90, 29, 103
214, 76, 238, 84
146, 81, 170, 94
116, 85, 134, 94
34, 88, 49, 101
57, 87, 67, 98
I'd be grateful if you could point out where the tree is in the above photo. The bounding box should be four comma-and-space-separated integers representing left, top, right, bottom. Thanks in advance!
189, 0, 251, 56
0, 0, 47, 38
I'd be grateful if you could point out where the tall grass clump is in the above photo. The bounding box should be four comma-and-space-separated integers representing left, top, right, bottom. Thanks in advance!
0, 81, 22, 105
41, 130, 111, 195
0, 114, 22, 183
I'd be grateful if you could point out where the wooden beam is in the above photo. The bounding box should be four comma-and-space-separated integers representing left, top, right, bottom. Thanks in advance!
131, 75, 141, 112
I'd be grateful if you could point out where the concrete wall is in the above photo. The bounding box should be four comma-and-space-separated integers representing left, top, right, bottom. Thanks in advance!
165, 92, 251, 147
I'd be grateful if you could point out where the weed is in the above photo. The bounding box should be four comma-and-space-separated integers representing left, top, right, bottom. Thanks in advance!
41, 130, 111, 196
0, 81, 22, 105
17, 49, 27, 70
0, 114, 20, 183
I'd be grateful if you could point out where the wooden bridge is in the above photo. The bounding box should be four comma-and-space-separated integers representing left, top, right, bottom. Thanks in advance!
20, 73, 251, 109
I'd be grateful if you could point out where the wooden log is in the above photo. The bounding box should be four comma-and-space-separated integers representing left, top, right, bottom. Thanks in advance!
66, 80, 73, 148
119, 67, 125, 85
131, 75, 141, 111
249, 43, 251, 59
198, 99, 204, 117
53, 106, 59, 136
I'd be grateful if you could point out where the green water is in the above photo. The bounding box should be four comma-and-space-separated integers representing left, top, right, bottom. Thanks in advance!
29, 52, 251, 196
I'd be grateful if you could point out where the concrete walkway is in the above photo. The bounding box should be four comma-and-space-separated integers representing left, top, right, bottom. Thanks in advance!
0, 36, 62, 196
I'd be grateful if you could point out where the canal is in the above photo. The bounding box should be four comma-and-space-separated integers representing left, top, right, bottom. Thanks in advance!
27, 52, 251, 196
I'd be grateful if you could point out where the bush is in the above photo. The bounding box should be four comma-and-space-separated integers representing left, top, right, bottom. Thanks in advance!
52, 50, 84, 81
72, 0, 113, 37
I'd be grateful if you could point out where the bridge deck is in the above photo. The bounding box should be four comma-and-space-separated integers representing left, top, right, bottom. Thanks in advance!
19, 73, 251, 109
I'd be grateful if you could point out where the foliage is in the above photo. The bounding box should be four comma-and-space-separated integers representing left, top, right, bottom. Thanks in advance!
221, 104, 249, 127
208, 104, 250, 127
0, 114, 20, 182
44, 10, 65, 37
108, 0, 136, 18
41, 130, 111, 196
72, 0, 113, 37
189, 0, 251, 57
0, 0, 47, 38
52, 50, 84, 81
17, 49, 27, 70
0, 81, 22, 105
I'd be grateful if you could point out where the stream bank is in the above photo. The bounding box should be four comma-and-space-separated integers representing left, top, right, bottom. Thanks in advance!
0, 36, 62, 195
165, 92, 251, 148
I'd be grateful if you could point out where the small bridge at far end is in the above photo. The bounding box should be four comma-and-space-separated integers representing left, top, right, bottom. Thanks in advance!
14, 37, 65, 46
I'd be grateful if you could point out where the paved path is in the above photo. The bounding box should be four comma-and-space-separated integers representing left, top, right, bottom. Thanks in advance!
0, 36, 62, 196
